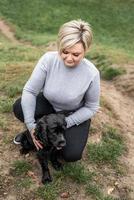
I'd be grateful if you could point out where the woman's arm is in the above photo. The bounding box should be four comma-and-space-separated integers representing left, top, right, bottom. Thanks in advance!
21, 54, 48, 132
65, 71, 100, 128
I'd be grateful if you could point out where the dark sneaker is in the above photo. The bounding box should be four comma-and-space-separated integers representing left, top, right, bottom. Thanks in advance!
13, 132, 23, 145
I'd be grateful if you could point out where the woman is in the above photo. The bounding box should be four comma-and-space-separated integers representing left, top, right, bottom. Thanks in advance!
13, 19, 100, 162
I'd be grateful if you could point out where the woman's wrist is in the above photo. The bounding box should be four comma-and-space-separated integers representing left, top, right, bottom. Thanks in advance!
26, 122, 36, 134
30, 128, 36, 139
30, 128, 35, 134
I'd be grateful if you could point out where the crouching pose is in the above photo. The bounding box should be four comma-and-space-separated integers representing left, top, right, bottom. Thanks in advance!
13, 19, 100, 165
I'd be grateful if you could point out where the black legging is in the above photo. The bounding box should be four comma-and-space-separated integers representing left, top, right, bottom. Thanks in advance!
13, 93, 91, 162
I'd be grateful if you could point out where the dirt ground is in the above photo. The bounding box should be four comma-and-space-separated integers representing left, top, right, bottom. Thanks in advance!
0, 19, 134, 200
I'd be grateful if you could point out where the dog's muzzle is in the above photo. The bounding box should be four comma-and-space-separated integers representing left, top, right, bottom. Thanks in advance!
56, 135, 66, 150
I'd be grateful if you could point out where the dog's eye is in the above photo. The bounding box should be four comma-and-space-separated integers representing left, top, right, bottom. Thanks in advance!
50, 134, 57, 141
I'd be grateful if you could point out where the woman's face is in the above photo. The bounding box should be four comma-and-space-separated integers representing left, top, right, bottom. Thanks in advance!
60, 42, 85, 67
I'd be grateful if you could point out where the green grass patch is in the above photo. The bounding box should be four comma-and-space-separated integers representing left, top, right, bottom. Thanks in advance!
0, 39, 44, 98
12, 160, 32, 176
2, 133, 11, 144
100, 67, 125, 80
15, 28, 57, 46
36, 181, 60, 200
0, 96, 14, 113
0, 45, 41, 62
0, 63, 35, 97
0, 0, 133, 54
15, 177, 33, 189
87, 126, 125, 166
86, 183, 118, 200
5, 85, 23, 98
36, 164, 91, 200
86, 183, 103, 199
86, 53, 125, 80
0, 115, 8, 131
61, 162, 95, 184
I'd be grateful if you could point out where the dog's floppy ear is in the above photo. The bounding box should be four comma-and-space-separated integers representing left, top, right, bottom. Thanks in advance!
56, 113, 67, 128
36, 117, 47, 133
35, 116, 48, 144
36, 118, 47, 133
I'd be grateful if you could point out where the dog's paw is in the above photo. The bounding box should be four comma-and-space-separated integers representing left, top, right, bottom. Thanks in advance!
42, 174, 52, 184
51, 161, 63, 171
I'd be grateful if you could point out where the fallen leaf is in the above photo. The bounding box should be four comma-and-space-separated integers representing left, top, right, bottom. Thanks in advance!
27, 170, 41, 185
27, 171, 37, 179
60, 192, 69, 198
114, 181, 119, 186
107, 187, 114, 195
25, 153, 30, 158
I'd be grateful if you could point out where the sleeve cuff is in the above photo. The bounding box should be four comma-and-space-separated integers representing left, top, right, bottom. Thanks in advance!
26, 122, 36, 132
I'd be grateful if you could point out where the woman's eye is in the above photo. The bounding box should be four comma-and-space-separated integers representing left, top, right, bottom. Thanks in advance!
63, 51, 68, 54
73, 54, 79, 57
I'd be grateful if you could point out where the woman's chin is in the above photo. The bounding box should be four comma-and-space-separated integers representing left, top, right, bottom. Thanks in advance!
65, 62, 75, 67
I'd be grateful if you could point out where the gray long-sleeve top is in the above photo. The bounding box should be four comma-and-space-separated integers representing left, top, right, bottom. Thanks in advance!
21, 51, 100, 131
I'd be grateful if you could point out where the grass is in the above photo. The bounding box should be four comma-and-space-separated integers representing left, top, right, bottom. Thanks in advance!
100, 67, 124, 80
0, 40, 128, 200
86, 53, 125, 80
15, 29, 57, 46
0, 1, 132, 199
15, 177, 33, 189
0, 0, 134, 55
100, 96, 113, 111
0, 96, 14, 113
85, 183, 114, 200
36, 162, 115, 200
11, 160, 120, 200
12, 160, 32, 176
86, 183, 103, 199
61, 162, 95, 184
0, 44, 42, 64
0, 38, 44, 97
87, 126, 125, 166
86, 183, 119, 200
36, 181, 61, 200
5, 85, 23, 98
0, 114, 8, 131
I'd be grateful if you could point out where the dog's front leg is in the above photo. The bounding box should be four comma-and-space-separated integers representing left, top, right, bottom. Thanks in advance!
50, 149, 63, 171
37, 150, 52, 184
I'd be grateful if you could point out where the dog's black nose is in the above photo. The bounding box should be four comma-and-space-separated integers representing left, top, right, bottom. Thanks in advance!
58, 140, 66, 147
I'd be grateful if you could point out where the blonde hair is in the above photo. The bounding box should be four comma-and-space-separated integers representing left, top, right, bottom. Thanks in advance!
57, 19, 93, 53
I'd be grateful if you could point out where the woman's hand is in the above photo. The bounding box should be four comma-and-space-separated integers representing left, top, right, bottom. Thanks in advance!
30, 129, 43, 150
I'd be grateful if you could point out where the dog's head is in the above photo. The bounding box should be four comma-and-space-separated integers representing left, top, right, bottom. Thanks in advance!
35, 113, 67, 150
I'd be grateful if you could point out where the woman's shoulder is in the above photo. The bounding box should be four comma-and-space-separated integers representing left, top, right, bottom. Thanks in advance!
42, 51, 58, 60
37, 51, 59, 68
82, 57, 99, 75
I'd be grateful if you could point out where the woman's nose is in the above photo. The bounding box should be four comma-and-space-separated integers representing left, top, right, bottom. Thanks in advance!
66, 54, 73, 61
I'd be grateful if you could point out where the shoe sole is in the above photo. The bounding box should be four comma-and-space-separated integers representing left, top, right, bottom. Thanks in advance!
13, 137, 21, 145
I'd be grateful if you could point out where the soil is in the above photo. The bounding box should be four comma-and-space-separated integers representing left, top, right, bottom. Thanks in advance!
101, 81, 134, 199
0, 20, 19, 44
0, 19, 134, 199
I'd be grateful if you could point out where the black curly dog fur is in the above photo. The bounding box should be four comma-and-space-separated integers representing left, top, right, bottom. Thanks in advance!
20, 113, 67, 184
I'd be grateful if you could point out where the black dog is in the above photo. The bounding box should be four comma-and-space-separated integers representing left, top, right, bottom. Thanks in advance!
20, 113, 67, 184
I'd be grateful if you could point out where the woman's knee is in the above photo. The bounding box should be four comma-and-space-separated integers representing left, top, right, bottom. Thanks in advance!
13, 98, 24, 122
62, 151, 82, 162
